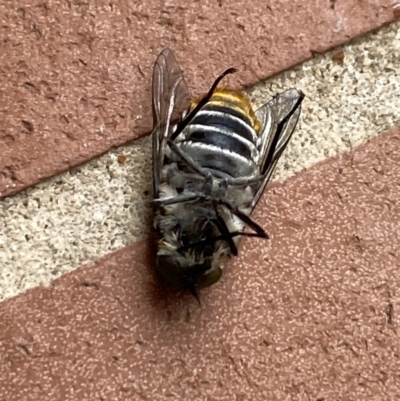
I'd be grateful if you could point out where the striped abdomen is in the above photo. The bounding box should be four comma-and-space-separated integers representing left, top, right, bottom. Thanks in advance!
178, 89, 262, 179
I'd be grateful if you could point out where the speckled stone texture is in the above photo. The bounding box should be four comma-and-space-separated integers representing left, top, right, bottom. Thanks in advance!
1, 127, 400, 400
0, 0, 395, 197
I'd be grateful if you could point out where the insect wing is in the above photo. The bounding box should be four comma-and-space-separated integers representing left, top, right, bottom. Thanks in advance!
152, 48, 191, 197
251, 88, 304, 209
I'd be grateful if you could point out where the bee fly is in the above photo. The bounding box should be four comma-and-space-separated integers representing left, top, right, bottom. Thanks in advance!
151, 48, 304, 299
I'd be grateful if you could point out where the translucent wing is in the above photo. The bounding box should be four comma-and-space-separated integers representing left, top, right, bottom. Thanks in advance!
251, 88, 304, 209
152, 48, 191, 198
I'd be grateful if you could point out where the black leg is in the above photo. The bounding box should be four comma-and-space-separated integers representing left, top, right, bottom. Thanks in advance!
229, 206, 268, 239
222, 175, 263, 187
221, 231, 268, 239
212, 202, 238, 256
156, 190, 268, 239
166, 67, 238, 182
170, 67, 238, 142
167, 140, 210, 178
215, 198, 268, 239
180, 229, 268, 254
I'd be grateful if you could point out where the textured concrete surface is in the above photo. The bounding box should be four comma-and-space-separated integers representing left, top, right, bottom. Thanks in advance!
1, 127, 400, 400
1, 22, 400, 301
0, 0, 395, 197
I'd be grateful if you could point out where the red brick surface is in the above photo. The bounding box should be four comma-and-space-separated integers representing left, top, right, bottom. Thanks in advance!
1, 127, 400, 400
0, 0, 395, 198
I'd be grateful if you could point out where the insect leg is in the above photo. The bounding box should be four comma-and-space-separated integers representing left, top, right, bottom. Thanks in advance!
156, 190, 268, 240
227, 231, 268, 239
168, 140, 211, 178
218, 200, 269, 239
223, 175, 263, 187
182, 229, 267, 254
210, 231, 269, 242
170, 67, 238, 142
165, 67, 238, 191
212, 202, 238, 256
153, 193, 202, 206
231, 207, 268, 239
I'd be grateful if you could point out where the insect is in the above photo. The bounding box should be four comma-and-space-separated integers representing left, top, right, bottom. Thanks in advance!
151, 47, 304, 299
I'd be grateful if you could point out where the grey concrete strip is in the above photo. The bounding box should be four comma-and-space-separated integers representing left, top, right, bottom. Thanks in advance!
0, 0, 395, 198
1, 126, 400, 400
1, 22, 400, 301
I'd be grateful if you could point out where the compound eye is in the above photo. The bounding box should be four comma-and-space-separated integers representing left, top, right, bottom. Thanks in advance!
156, 256, 185, 289
197, 267, 223, 289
